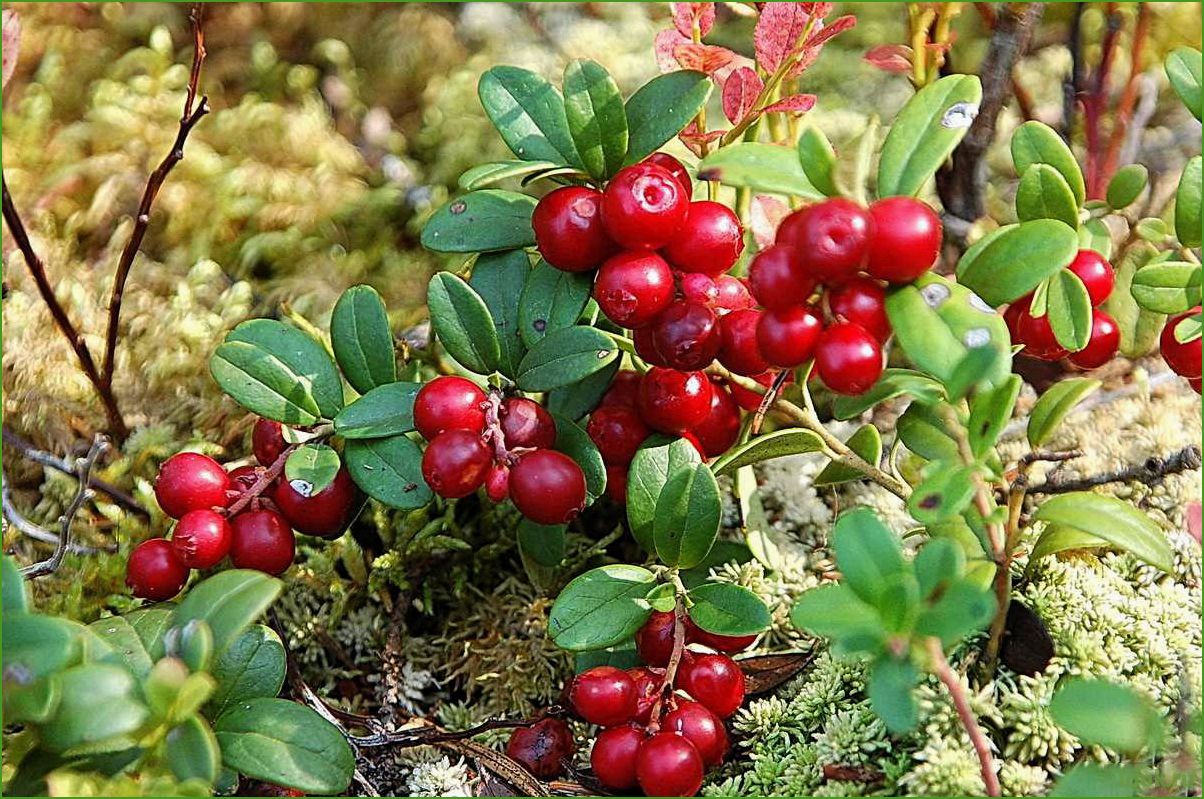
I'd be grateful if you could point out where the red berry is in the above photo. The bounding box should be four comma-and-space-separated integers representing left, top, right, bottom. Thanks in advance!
509, 449, 587, 524
636, 610, 678, 667
778, 199, 872, 283
679, 272, 719, 307
634, 324, 671, 367
413, 376, 486, 441
170, 509, 232, 569
1066, 249, 1115, 306
637, 368, 713, 434
815, 322, 884, 395
587, 406, 650, 466
748, 245, 814, 310
532, 186, 616, 272
570, 666, 638, 727
595, 251, 676, 328
605, 464, 629, 504
663, 700, 728, 766
645, 153, 692, 197
154, 452, 232, 519
485, 463, 510, 503
728, 371, 790, 412
682, 432, 707, 459
506, 718, 575, 779
685, 616, 756, 654
694, 381, 741, 458
650, 300, 721, 371
1190, 376, 1203, 395
1009, 295, 1068, 361
1161, 308, 1203, 379
865, 196, 942, 284
676, 653, 745, 718
826, 276, 891, 342
600, 370, 642, 409
635, 733, 704, 797
273, 467, 360, 539
591, 724, 645, 791
126, 538, 189, 601
230, 510, 295, 575
227, 464, 263, 495
421, 430, 491, 499
756, 306, 822, 368
252, 418, 287, 466
717, 309, 769, 377
1068, 309, 1121, 369
500, 397, 557, 450
663, 201, 745, 277
713, 275, 755, 313
628, 666, 664, 724
602, 163, 689, 250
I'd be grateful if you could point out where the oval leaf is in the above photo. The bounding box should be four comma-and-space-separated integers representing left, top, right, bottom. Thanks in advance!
458, 160, 563, 191
166, 715, 221, 784
343, 434, 432, 510
284, 443, 340, 498
654, 462, 721, 569
518, 260, 593, 347
1011, 121, 1086, 206
470, 250, 531, 378
956, 220, 1080, 306
687, 582, 771, 637
564, 59, 628, 179
171, 570, 282, 657
1130, 260, 1202, 315
552, 412, 606, 503
516, 326, 618, 392
333, 381, 421, 439
624, 71, 713, 165
547, 358, 621, 420
1176, 156, 1202, 249
517, 520, 567, 568
628, 437, 702, 551
427, 272, 501, 375
710, 428, 824, 477
1050, 678, 1162, 754
38, 664, 148, 753
477, 66, 580, 165
206, 625, 286, 718
1165, 47, 1202, 122
831, 508, 906, 607
797, 125, 838, 196
421, 190, 537, 254
1026, 377, 1100, 448
330, 285, 395, 394
697, 142, 822, 198
1106, 164, 1148, 210
1047, 270, 1093, 352
1032, 492, 1173, 572
1016, 163, 1079, 227
814, 424, 882, 487
877, 74, 982, 198
548, 564, 657, 651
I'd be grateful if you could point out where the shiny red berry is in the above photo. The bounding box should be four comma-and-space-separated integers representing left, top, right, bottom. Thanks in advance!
628, 666, 664, 724
679, 272, 719, 307
1068, 309, 1121, 369
413, 376, 486, 441
748, 245, 814, 310
676, 653, 745, 718
154, 452, 232, 519
637, 368, 713, 434
827, 276, 891, 342
634, 324, 671, 367
635, 610, 678, 667
605, 464, 629, 504
500, 397, 558, 450
602, 163, 689, 250
694, 381, 741, 458
170, 509, 232, 569
650, 300, 721, 371
485, 463, 510, 503
1161, 308, 1202, 379
1190, 376, 1203, 394
252, 418, 287, 466
422, 430, 491, 499
756, 306, 822, 368
227, 464, 263, 495
595, 251, 676, 328
509, 449, 587, 524
778, 199, 872, 283
532, 186, 616, 272
230, 509, 296, 575
1008, 294, 1068, 361
587, 406, 650, 466
713, 275, 755, 313
506, 718, 575, 779
1066, 249, 1115, 306
645, 153, 692, 197
865, 196, 942, 284
591, 724, 644, 791
273, 467, 360, 539
717, 309, 769, 377
635, 733, 704, 798
685, 616, 757, 654
663, 699, 728, 766
600, 370, 642, 409
126, 538, 189, 601
663, 201, 744, 277
815, 322, 884, 396
570, 666, 638, 727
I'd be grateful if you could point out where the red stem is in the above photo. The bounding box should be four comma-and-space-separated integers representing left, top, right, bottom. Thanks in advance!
647, 600, 688, 730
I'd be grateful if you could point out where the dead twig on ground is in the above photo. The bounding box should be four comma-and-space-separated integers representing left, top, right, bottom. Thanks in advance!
20, 435, 108, 579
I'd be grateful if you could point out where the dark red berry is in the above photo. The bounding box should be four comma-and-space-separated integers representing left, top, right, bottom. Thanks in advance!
717, 309, 769, 376
685, 616, 756, 654
634, 324, 671, 367
663, 201, 745, 277
628, 666, 664, 724
227, 464, 263, 495
1190, 376, 1203, 394
635, 733, 704, 797
500, 397, 557, 450
635, 610, 678, 667
815, 322, 883, 395
865, 196, 942, 284
778, 198, 872, 283
747, 245, 814, 310
1008, 295, 1068, 361
252, 418, 287, 466
506, 718, 575, 779
645, 152, 692, 197
273, 467, 360, 539
679, 272, 719, 307
756, 306, 822, 368
602, 163, 689, 250
155, 452, 232, 519
170, 509, 232, 570
569, 666, 638, 727
587, 406, 650, 466
663, 700, 728, 766
694, 381, 741, 458
650, 300, 721, 371
230, 510, 295, 575
1066, 249, 1115, 306
413, 376, 486, 441
595, 251, 676, 329
605, 464, 629, 504
509, 449, 587, 524
600, 370, 642, 409
713, 275, 755, 313
485, 463, 510, 503
1161, 308, 1202, 379
826, 276, 891, 342
1068, 309, 1120, 369
126, 538, 189, 601
421, 430, 491, 499
532, 186, 616, 272
676, 653, 745, 718
591, 724, 644, 791
637, 368, 713, 434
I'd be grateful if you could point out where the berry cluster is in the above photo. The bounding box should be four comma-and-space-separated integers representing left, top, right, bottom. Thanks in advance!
1160, 306, 1203, 393
126, 419, 359, 601
416, 376, 587, 524
1004, 249, 1121, 369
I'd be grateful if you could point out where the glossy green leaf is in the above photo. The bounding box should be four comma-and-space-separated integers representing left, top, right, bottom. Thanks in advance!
1046, 270, 1094, 352
1165, 47, 1202, 121
1104, 242, 1165, 357
88, 616, 154, 678
967, 374, 1020, 457
517, 520, 566, 568
283, 443, 340, 497
1052, 764, 1141, 798
470, 250, 531, 378
518, 260, 593, 347
831, 508, 906, 607
552, 413, 606, 503
1131, 260, 1202, 315
206, 625, 286, 718
1016, 164, 1079, 227
709, 428, 824, 477
548, 564, 657, 651
907, 465, 977, 525
797, 125, 838, 196
814, 424, 881, 487
697, 143, 822, 198
39, 664, 148, 753
1175, 311, 1203, 343
916, 579, 995, 645
913, 538, 965, 599
897, 401, 960, 462
1106, 164, 1148, 210
868, 656, 919, 733
477, 66, 580, 165
877, 572, 921, 633
3, 614, 82, 683
1032, 492, 1172, 572
1011, 121, 1086, 206
623, 71, 712, 165
628, 437, 701, 551
1027, 524, 1109, 568
420, 190, 537, 253
166, 715, 221, 784
344, 434, 432, 510
790, 583, 881, 639
458, 160, 563, 190
3, 555, 27, 613
956, 220, 1079, 306
1050, 678, 1162, 754
831, 369, 946, 420
330, 285, 395, 394
574, 644, 642, 673
171, 570, 282, 657
654, 461, 721, 569
333, 381, 421, 439
427, 272, 501, 375
124, 606, 174, 661
877, 74, 982, 197
516, 326, 618, 392
1026, 377, 1100, 448
547, 358, 620, 420
564, 59, 627, 179
687, 582, 771, 637
1078, 217, 1113, 260
5, 673, 61, 724
1176, 155, 1201, 248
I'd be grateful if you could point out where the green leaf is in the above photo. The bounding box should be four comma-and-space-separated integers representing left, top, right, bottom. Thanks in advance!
623, 71, 712, 165
833, 116, 878, 205
1032, 492, 1173, 572
956, 220, 1080, 306
1026, 377, 1100, 448
563, 59, 627, 180
790, 583, 881, 639
1165, 47, 1202, 121
458, 160, 563, 190
3, 614, 82, 684
215, 698, 355, 795
210, 320, 344, 425
88, 616, 154, 678
916, 579, 995, 645
470, 250, 531, 378
913, 538, 965, 599
330, 285, 395, 395
343, 434, 432, 510
687, 582, 771, 637
654, 461, 721, 569
517, 520, 566, 568
171, 570, 282, 657
39, 664, 148, 753
1050, 678, 1162, 754
907, 464, 977, 524
897, 401, 960, 462
1027, 523, 1110, 568
1046, 270, 1094, 352
2, 555, 27, 613
877, 74, 982, 198
1078, 217, 1113, 260
709, 428, 824, 477
206, 625, 286, 718
427, 272, 501, 375
1011, 121, 1086, 206
421, 190, 537, 254
283, 443, 340, 497
831, 369, 946, 420
628, 437, 701, 551
5, 673, 61, 724
831, 508, 906, 607
697, 143, 822, 198
645, 582, 677, 613
574, 644, 642, 673
1104, 242, 1165, 358
1131, 260, 1202, 314
124, 606, 174, 661
816, 424, 882, 488
1106, 164, 1148, 210
166, 715, 221, 784
797, 125, 838, 197
868, 657, 919, 733
333, 381, 421, 439
967, 374, 1021, 457
547, 564, 657, 651
1016, 164, 1079, 227
944, 344, 1005, 401
1175, 311, 1203, 344
1175, 155, 1202, 248
477, 66, 580, 165
516, 326, 619, 392
547, 358, 621, 420
1052, 764, 1141, 798
518, 260, 594, 347
552, 413, 606, 503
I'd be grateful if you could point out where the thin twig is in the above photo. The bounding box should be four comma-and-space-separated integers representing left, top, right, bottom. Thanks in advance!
927, 638, 1000, 796
1100, 3, 1150, 181
647, 597, 688, 730
21, 435, 108, 579
2, 474, 102, 554
1028, 445, 1201, 495
2, 426, 145, 516
1018, 449, 1084, 467
751, 369, 790, 436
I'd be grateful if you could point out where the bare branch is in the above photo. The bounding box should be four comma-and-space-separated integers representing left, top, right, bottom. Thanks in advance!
3, 426, 145, 516
927, 638, 1001, 796
1028, 445, 1201, 495
21, 435, 108, 579
2, 474, 101, 554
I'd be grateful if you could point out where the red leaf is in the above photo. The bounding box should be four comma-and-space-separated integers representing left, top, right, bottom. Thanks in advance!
799, 2, 834, 17
674, 42, 738, 76
679, 120, 726, 158
671, 3, 716, 39
864, 44, 913, 74
722, 66, 764, 124
1188, 501, 1202, 545
760, 93, 817, 116
2, 10, 21, 90
750, 195, 789, 249
754, 2, 813, 74
805, 15, 856, 49
655, 28, 692, 73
